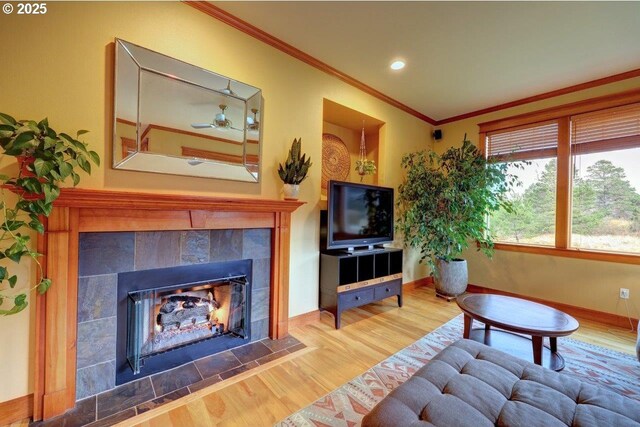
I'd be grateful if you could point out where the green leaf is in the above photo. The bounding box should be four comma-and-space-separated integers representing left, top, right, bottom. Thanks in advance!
10, 131, 35, 152
34, 199, 53, 216
0, 267, 7, 281
8, 275, 17, 288
25, 121, 39, 133
38, 118, 49, 130
0, 300, 27, 315
1, 219, 25, 232
17, 177, 42, 194
77, 156, 91, 174
0, 113, 17, 125
88, 150, 100, 166
33, 158, 54, 177
58, 132, 74, 143
14, 293, 26, 306
54, 142, 67, 154
71, 172, 80, 186
37, 278, 52, 294
43, 136, 58, 149
48, 169, 61, 181
29, 219, 45, 234
42, 184, 60, 204
58, 161, 73, 179
76, 129, 89, 137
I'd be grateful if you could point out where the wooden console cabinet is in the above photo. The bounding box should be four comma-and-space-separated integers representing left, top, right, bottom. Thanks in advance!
320, 248, 403, 328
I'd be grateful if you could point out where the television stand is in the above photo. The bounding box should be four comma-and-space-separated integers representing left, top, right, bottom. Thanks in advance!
320, 248, 403, 329
343, 245, 386, 255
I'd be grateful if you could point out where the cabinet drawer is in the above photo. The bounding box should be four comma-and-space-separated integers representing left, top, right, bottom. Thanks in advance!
339, 288, 375, 310
374, 281, 402, 300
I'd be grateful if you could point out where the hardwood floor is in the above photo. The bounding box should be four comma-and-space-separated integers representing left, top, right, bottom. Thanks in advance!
8, 286, 636, 427
117, 286, 637, 427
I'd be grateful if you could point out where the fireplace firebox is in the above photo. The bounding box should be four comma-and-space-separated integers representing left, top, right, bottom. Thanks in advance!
116, 260, 252, 385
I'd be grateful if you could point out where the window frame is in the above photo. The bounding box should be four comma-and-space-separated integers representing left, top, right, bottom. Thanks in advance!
478, 88, 640, 265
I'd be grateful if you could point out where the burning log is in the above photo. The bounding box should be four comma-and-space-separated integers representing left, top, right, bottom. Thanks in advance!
157, 293, 220, 332
159, 295, 219, 313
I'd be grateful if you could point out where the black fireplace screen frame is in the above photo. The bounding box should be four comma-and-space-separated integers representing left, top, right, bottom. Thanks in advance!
116, 260, 252, 385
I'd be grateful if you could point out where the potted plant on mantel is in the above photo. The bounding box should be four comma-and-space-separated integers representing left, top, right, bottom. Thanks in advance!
0, 112, 100, 315
396, 135, 521, 299
278, 137, 312, 200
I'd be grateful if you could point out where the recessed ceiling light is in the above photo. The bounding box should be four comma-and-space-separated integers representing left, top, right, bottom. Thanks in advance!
390, 60, 405, 70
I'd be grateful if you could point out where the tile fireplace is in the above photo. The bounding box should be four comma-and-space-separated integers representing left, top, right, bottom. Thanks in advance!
34, 189, 303, 421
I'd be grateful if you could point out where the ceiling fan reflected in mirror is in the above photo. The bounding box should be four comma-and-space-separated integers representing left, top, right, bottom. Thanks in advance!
191, 104, 243, 131
246, 108, 260, 132
219, 80, 236, 96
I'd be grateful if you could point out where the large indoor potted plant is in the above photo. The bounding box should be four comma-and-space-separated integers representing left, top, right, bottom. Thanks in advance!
278, 137, 312, 200
396, 135, 520, 299
0, 113, 100, 315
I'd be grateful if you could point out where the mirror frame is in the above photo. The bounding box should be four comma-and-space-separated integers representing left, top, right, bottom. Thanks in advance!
112, 38, 263, 182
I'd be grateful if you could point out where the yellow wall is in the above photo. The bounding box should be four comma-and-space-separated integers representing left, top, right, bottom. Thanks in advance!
0, 2, 432, 401
438, 76, 640, 321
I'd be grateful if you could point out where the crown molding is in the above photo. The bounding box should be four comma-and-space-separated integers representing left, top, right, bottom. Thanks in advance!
437, 68, 640, 125
184, 1, 437, 125
185, 2, 640, 128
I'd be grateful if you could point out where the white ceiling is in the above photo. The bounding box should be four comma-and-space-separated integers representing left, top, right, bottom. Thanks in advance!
213, 1, 640, 122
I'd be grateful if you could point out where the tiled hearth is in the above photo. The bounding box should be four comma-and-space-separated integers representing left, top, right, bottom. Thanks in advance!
33, 336, 305, 427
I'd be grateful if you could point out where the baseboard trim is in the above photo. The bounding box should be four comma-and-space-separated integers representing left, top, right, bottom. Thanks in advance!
0, 393, 33, 425
423, 281, 638, 329
403, 277, 434, 291
288, 310, 321, 329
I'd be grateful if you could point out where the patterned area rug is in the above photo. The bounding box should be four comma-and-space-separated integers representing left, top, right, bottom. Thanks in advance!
276, 315, 640, 427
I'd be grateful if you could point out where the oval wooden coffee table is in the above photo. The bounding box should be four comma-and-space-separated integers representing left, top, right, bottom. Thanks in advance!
456, 294, 579, 371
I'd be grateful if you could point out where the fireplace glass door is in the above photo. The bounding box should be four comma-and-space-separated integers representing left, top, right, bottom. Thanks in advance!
127, 276, 248, 374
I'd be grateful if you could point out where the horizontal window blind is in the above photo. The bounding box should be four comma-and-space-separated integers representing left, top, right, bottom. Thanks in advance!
572, 102, 640, 155
487, 122, 558, 161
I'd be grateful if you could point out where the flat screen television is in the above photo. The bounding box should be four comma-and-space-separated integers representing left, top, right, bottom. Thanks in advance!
326, 180, 394, 251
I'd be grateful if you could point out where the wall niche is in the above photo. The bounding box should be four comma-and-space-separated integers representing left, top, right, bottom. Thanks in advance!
321, 99, 385, 198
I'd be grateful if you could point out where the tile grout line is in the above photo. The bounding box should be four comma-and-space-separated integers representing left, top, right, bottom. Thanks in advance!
192, 361, 204, 382
192, 359, 206, 382
149, 375, 158, 399
77, 358, 117, 373
77, 315, 117, 326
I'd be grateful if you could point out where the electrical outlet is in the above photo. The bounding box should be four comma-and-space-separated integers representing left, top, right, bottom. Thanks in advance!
620, 288, 630, 299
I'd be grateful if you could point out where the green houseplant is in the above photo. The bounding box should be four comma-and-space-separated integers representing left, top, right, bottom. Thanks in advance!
0, 113, 100, 315
396, 135, 521, 298
355, 158, 376, 182
278, 137, 312, 200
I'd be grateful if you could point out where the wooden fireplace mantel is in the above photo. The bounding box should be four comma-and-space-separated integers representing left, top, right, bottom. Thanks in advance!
34, 188, 304, 420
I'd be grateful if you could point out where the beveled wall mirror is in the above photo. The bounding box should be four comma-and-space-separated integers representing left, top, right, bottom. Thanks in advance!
113, 39, 262, 182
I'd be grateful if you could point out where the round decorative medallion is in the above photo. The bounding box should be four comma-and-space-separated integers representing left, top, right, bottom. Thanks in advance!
322, 133, 350, 191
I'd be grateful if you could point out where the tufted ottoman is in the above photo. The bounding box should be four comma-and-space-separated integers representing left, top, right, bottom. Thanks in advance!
362, 339, 640, 427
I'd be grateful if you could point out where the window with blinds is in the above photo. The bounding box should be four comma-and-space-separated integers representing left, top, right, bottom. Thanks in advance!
480, 90, 640, 261
487, 121, 559, 246
571, 102, 640, 155
487, 122, 559, 161
570, 102, 640, 254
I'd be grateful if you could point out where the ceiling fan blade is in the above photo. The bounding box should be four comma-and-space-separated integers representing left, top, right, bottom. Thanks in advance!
191, 123, 216, 129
